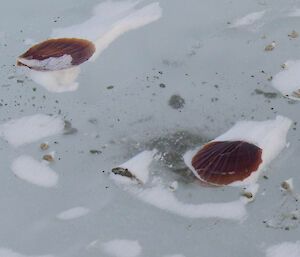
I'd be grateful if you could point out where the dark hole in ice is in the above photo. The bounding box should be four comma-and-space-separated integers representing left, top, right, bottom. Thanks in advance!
168, 94, 185, 109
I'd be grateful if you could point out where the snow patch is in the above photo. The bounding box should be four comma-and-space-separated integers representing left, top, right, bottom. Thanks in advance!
229, 11, 265, 27
0, 114, 65, 147
134, 185, 247, 220
101, 239, 142, 257
56, 207, 90, 220
29, 66, 80, 93
272, 60, 300, 100
11, 155, 58, 187
266, 241, 300, 257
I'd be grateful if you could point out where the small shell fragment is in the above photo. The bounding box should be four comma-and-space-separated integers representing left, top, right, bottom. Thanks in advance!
288, 30, 298, 38
265, 42, 275, 51
281, 179, 293, 192
191, 141, 263, 185
17, 38, 95, 71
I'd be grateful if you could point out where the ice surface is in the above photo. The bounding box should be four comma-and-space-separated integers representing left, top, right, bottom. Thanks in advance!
3, 0, 300, 256
11, 155, 58, 187
266, 241, 300, 257
0, 114, 64, 147
184, 116, 292, 186
101, 239, 142, 257
288, 9, 300, 17
229, 11, 265, 28
56, 207, 90, 220
272, 60, 300, 100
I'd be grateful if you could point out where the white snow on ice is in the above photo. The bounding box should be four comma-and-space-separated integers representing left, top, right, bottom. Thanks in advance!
0, 114, 64, 147
111, 151, 247, 221
266, 241, 300, 257
272, 60, 300, 100
0, 248, 54, 257
29, 66, 80, 93
135, 185, 246, 220
101, 239, 142, 257
29, 0, 162, 93
184, 115, 292, 186
110, 150, 157, 184
11, 155, 58, 187
229, 11, 265, 27
56, 207, 90, 220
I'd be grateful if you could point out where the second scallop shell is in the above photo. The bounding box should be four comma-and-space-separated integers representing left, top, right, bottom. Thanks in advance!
191, 141, 263, 185
17, 38, 95, 71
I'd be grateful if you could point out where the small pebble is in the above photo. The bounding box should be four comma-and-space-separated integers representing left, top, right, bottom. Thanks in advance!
90, 149, 102, 154
40, 143, 49, 150
43, 154, 54, 162
265, 42, 275, 51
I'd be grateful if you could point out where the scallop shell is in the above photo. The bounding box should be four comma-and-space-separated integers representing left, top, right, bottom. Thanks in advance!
191, 141, 262, 185
17, 38, 95, 71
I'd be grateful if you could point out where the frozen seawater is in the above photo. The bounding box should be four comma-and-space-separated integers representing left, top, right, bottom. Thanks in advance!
1, 0, 300, 256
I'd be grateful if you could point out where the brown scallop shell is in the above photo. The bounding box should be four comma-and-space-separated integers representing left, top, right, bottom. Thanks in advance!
191, 141, 262, 185
17, 38, 95, 71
